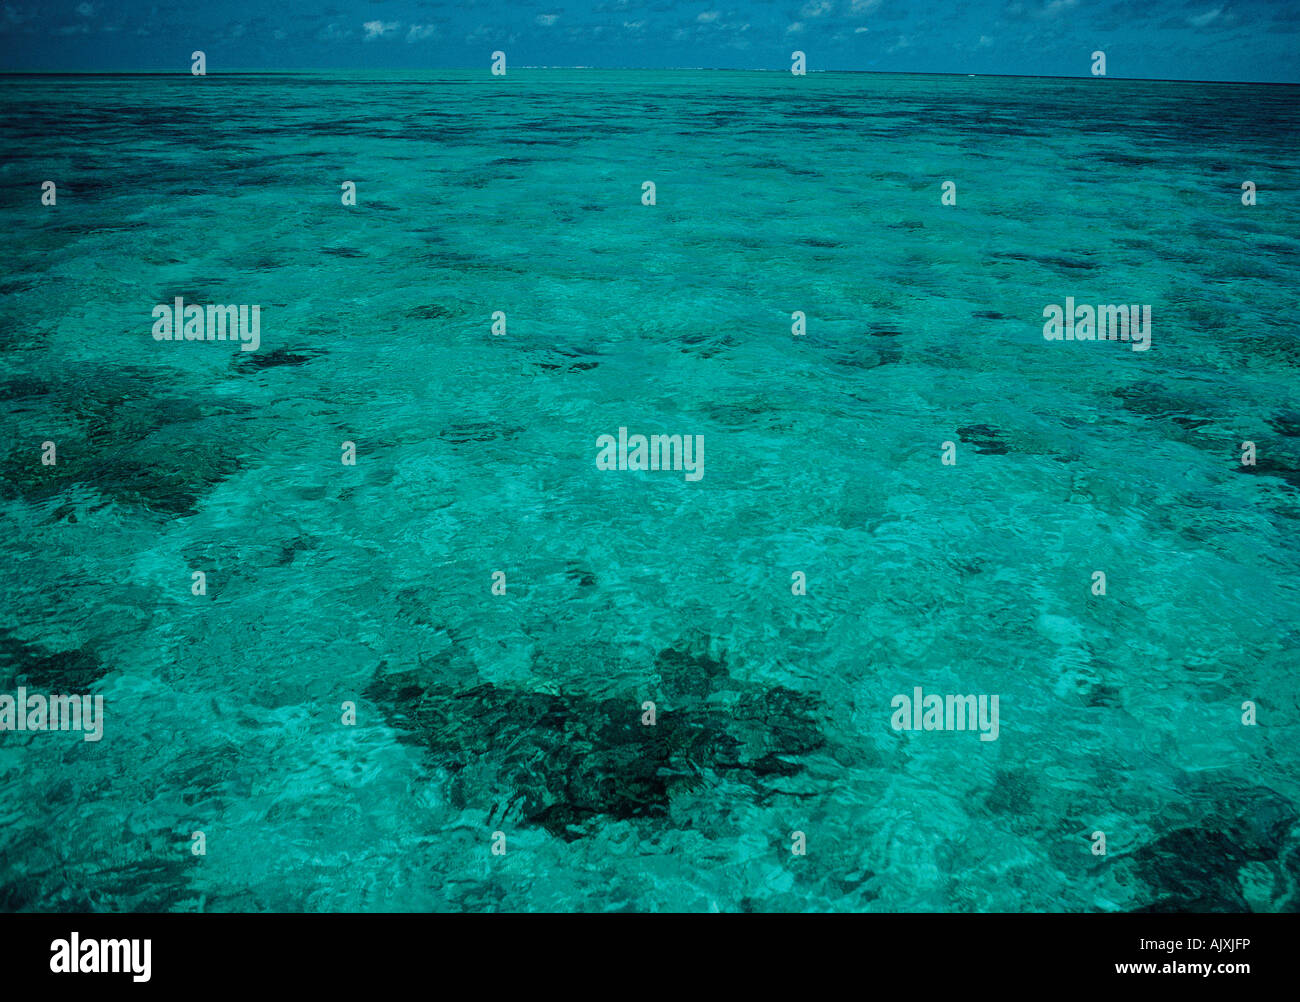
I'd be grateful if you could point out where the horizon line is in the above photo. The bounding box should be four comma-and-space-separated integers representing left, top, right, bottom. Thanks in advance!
1, 67, 1297, 86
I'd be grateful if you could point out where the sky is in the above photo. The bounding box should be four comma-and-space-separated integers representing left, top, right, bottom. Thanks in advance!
0, 1, 1297, 81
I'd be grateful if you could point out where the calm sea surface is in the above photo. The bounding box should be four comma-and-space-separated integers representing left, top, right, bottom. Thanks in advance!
1, 71, 1298, 911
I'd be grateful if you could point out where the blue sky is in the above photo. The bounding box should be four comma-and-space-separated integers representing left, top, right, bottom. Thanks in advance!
1, 1, 1297, 81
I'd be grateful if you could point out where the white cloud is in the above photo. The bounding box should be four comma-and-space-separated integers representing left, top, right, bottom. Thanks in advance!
850, 0, 881, 12
1188, 7, 1222, 27
407, 23, 437, 41
622, 20, 646, 29
801, 0, 833, 17
787, 21, 805, 33
362, 20, 399, 40
697, 11, 719, 22
536, 13, 558, 26
1043, 0, 1078, 14
76, 2, 93, 16
978, 34, 994, 47
854, 26, 869, 33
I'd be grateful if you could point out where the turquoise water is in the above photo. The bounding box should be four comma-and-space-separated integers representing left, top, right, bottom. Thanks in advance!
1, 70, 1298, 912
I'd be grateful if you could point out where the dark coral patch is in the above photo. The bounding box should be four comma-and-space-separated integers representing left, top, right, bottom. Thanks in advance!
957, 423, 1010, 455
233, 347, 322, 372
0, 627, 110, 691
365, 642, 828, 841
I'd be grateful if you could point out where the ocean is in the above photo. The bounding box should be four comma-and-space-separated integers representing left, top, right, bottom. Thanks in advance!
1, 69, 1298, 911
